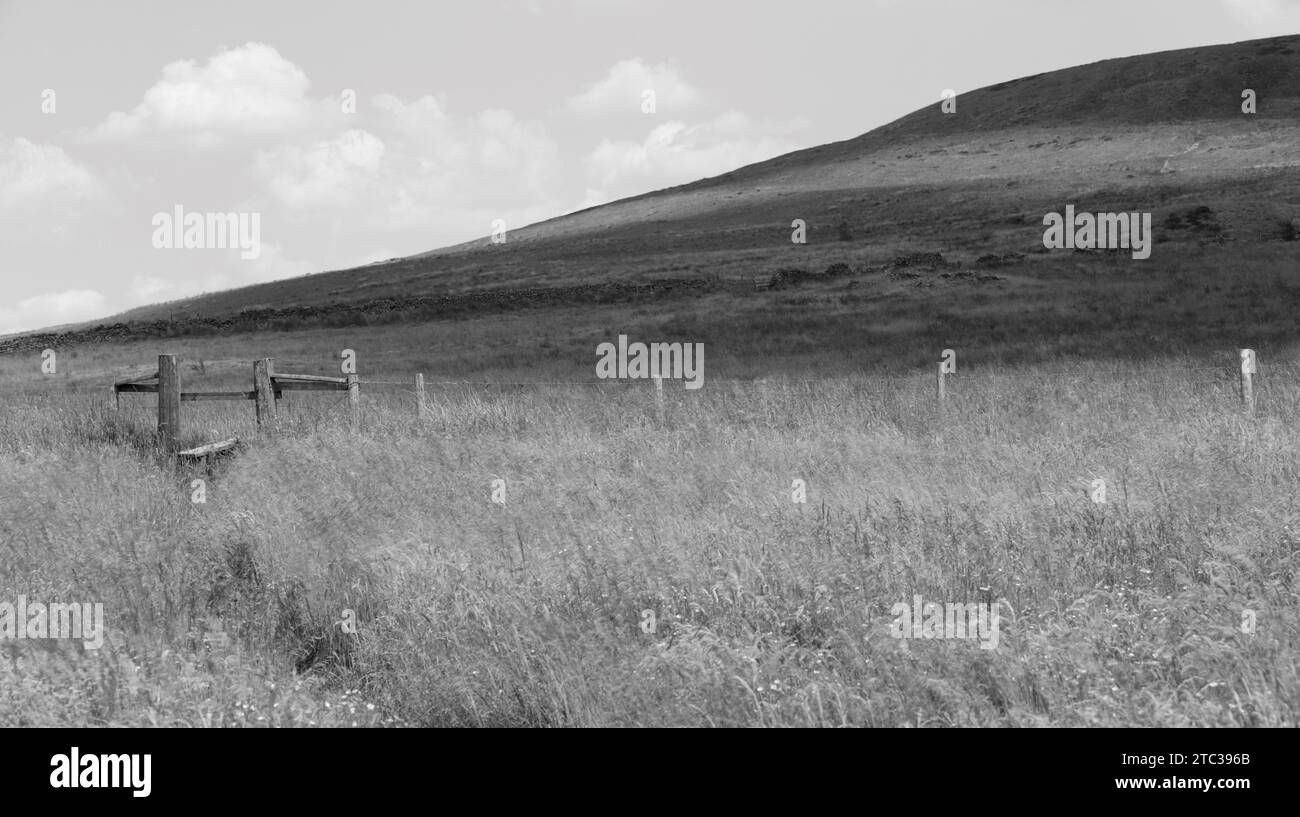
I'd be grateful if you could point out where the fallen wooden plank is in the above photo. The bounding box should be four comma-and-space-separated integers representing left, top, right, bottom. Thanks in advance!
177, 438, 240, 458
114, 383, 159, 393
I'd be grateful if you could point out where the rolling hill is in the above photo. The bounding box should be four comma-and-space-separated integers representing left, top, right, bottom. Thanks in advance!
4, 33, 1300, 368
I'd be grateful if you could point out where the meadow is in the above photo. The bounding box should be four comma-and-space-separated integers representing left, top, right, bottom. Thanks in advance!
1, 332, 1297, 726
5, 28, 1300, 731
5, 29, 1299, 729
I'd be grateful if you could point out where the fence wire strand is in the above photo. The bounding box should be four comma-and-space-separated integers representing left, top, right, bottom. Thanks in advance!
5, 359, 1292, 400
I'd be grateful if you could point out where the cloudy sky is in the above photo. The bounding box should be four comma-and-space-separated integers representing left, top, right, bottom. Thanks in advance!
1, 0, 1298, 333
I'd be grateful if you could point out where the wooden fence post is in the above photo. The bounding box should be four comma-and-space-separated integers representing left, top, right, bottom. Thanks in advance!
254, 358, 276, 429
653, 376, 664, 424
1240, 348, 1256, 416
157, 354, 180, 451
347, 373, 360, 424
415, 373, 427, 419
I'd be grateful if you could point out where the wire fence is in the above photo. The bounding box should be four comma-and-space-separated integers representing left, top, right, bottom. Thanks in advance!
0, 353, 1288, 463
0, 364, 1279, 395
350, 365, 1249, 387
0, 351, 1287, 420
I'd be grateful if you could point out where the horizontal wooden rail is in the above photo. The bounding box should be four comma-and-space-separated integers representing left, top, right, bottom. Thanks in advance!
113, 357, 362, 435
180, 390, 282, 402
115, 371, 159, 385
273, 379, 348, 392
272, 373, 348, 384
115, 386, 283, 400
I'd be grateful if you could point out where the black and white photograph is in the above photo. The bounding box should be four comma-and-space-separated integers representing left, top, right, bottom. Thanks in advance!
0, 0, 1294, 792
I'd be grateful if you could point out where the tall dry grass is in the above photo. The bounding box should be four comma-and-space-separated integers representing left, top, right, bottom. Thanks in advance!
1, 360, 1297, 726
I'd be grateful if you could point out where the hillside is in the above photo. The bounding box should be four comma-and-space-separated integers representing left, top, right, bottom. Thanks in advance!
4, 33, 1300, 358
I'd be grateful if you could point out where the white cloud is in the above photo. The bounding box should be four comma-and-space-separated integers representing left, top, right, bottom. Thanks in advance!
258, 129, 385, 210
130, 276, 173, 303
373, 93, 452, 140
583, 111, 803, 196
362, 95, 561, 231
0, 136, 101, 210
95, 42, 313, 144
568, 58, 701, 115
0, 289, 108, 335
254, 96, 561, 237
476, 109, 560, 193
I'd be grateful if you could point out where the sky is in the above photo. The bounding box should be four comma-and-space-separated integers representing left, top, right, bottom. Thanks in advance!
1, 0, 1298, 334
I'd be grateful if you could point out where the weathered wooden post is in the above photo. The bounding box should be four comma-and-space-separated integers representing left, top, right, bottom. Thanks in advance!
347, 373, 360, 424
254, 358, 276, 429
1240, 348, 1256, 417
157, 354, 180, 451
653, 376, 664, 424
415, 373, 427, 418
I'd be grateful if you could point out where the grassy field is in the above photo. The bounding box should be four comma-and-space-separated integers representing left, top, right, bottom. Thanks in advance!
2, 337, 1297, 726
5, 29, 1300, 731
